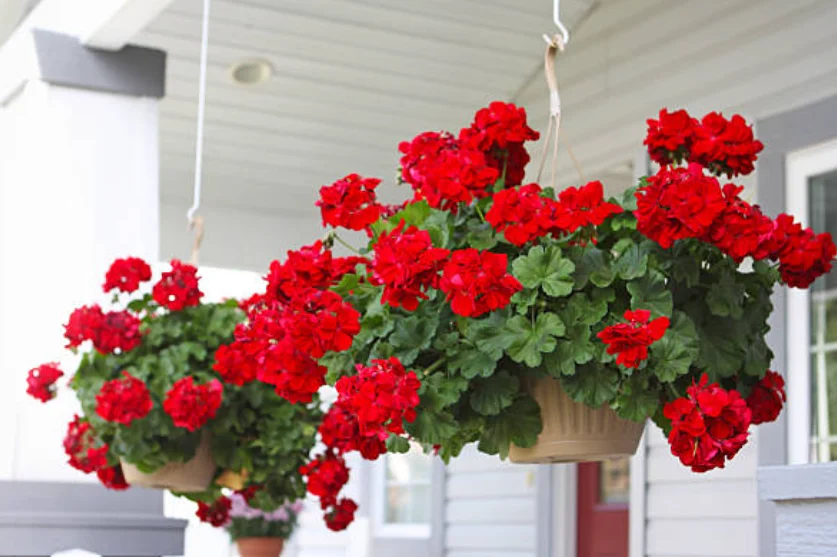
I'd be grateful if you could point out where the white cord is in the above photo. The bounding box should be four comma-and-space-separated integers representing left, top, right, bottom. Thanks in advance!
187, 0, 211, 223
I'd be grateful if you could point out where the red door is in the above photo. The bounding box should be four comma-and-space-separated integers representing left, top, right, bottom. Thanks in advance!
576, 459, 630, 557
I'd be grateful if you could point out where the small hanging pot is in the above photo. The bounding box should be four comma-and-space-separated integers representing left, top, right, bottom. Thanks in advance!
236, 537, 285, 557
509, 377, 645, 464
121, 432, 216, 492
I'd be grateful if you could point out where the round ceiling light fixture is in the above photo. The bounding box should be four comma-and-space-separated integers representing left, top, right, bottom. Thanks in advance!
228, 58, 273, 86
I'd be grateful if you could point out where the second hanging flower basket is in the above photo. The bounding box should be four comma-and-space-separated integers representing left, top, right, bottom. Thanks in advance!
28, 259, 322, 516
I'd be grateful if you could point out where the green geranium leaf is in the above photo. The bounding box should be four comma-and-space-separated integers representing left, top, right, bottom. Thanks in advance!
612, 375, 659, 422
707, 270, 745, 319
369, 340, 395, 361
613, 243, 649, 281
743, 336, 773, 377
478, 396, 542, 459
465, 311, 516, 360
449, 346, 498, 379
650, 312, 699, 382
408, 409, 458, 445
511, 288, 539, 312
560, 363, 620, 407
332, 273, 361, 297
386, 435, 411, 454
432, 332, 460, 355
573, 246, 615, 289
469, 371, 520, 416
565, 293, 608, 326
505, 313, 565, 367
393, 200, 431, 227
512, 245, 576, 298
420, 373, 470, 409
627, 270, 673, 318
390, 314, 439, 365
696, 317, 746, 379
467, 223, 498, 250
424, 209, 453, 248
621, 186, 639, 211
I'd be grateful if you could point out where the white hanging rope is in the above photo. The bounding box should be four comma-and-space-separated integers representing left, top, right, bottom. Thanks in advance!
187, 0, 212, 224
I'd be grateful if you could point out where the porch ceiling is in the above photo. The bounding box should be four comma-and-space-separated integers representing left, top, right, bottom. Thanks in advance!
133, 0, 602, 217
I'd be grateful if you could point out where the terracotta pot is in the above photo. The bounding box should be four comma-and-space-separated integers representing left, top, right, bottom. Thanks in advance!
236, 537, 285, 557
509, 377, 645, 464
121, 432, 215, 492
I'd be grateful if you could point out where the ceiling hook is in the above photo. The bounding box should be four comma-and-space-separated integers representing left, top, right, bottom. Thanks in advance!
550, 0, 570, 46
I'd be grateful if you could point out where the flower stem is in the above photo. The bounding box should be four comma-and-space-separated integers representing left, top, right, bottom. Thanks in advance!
424, 358, 448, 376
334, 234, 362, 255
475, 204, 486, 223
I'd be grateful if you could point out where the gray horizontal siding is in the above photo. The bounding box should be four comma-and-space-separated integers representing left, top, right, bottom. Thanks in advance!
445, 445, 538, 556
644, 427, 759, 557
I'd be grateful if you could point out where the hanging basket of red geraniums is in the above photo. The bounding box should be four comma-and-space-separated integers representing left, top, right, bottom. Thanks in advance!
209, 100, 834, 532
26, 259, 321, 515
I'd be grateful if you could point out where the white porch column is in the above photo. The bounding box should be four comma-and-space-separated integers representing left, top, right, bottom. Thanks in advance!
0, 30, 164, 482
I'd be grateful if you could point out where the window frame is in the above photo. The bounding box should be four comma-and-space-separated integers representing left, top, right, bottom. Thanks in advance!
785, 137, 837, 464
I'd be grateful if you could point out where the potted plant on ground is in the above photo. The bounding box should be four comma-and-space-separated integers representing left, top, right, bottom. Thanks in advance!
222, 101, 833, 531
226, 492, 303, 557
26, 260, 321, 513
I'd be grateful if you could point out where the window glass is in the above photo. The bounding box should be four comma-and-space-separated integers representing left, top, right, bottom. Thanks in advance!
383, 444, 432, 525
599, 458, 630, 504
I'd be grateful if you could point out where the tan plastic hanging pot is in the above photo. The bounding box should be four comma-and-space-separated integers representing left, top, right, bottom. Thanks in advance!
121, 432, 216, 492
509, 377, 645, 464
236, 537, 286, 557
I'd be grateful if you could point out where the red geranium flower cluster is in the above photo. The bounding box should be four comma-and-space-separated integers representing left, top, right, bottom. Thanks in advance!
768, 214, 837, 288
63, 415, 109, 473
266, 241, 365, 303
325, 498, 358, 532
162, 377, 223, 431
692, 112, 764, 178
317, 173, 383, 232
459, 101, 540, 187
486, 181, 622, 246
103, 256, 152, 293
644, 108, 764, 177
212, 341, 259, 387
597, 309, 670, 368
663, 375, 752, 472
25, 363, 64, 403
370, 222, 450, 311
439, 249, 522, 318
152, 259, 203, 311
644, 108, 696, 166
703, 183, 775, 263
282, 289, 361, 359
299, 450, 356, 531
196, 496, 232, 527
64, 305, 142, 354
303, 357, 420, 531
333, 357, 421, 459
398, 131, 499, 211
486, 184, 554, 246
95, 371, 153, 425
216, 241, 363, 403
635, 165, 836, 287
746, 370, 786, 425
553, 181, 623, 232
635, 164, 726, 249
96, 465, 130, 490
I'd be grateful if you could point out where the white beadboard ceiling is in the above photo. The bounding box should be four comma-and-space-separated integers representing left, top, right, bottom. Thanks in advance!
134, 0, 603, 216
